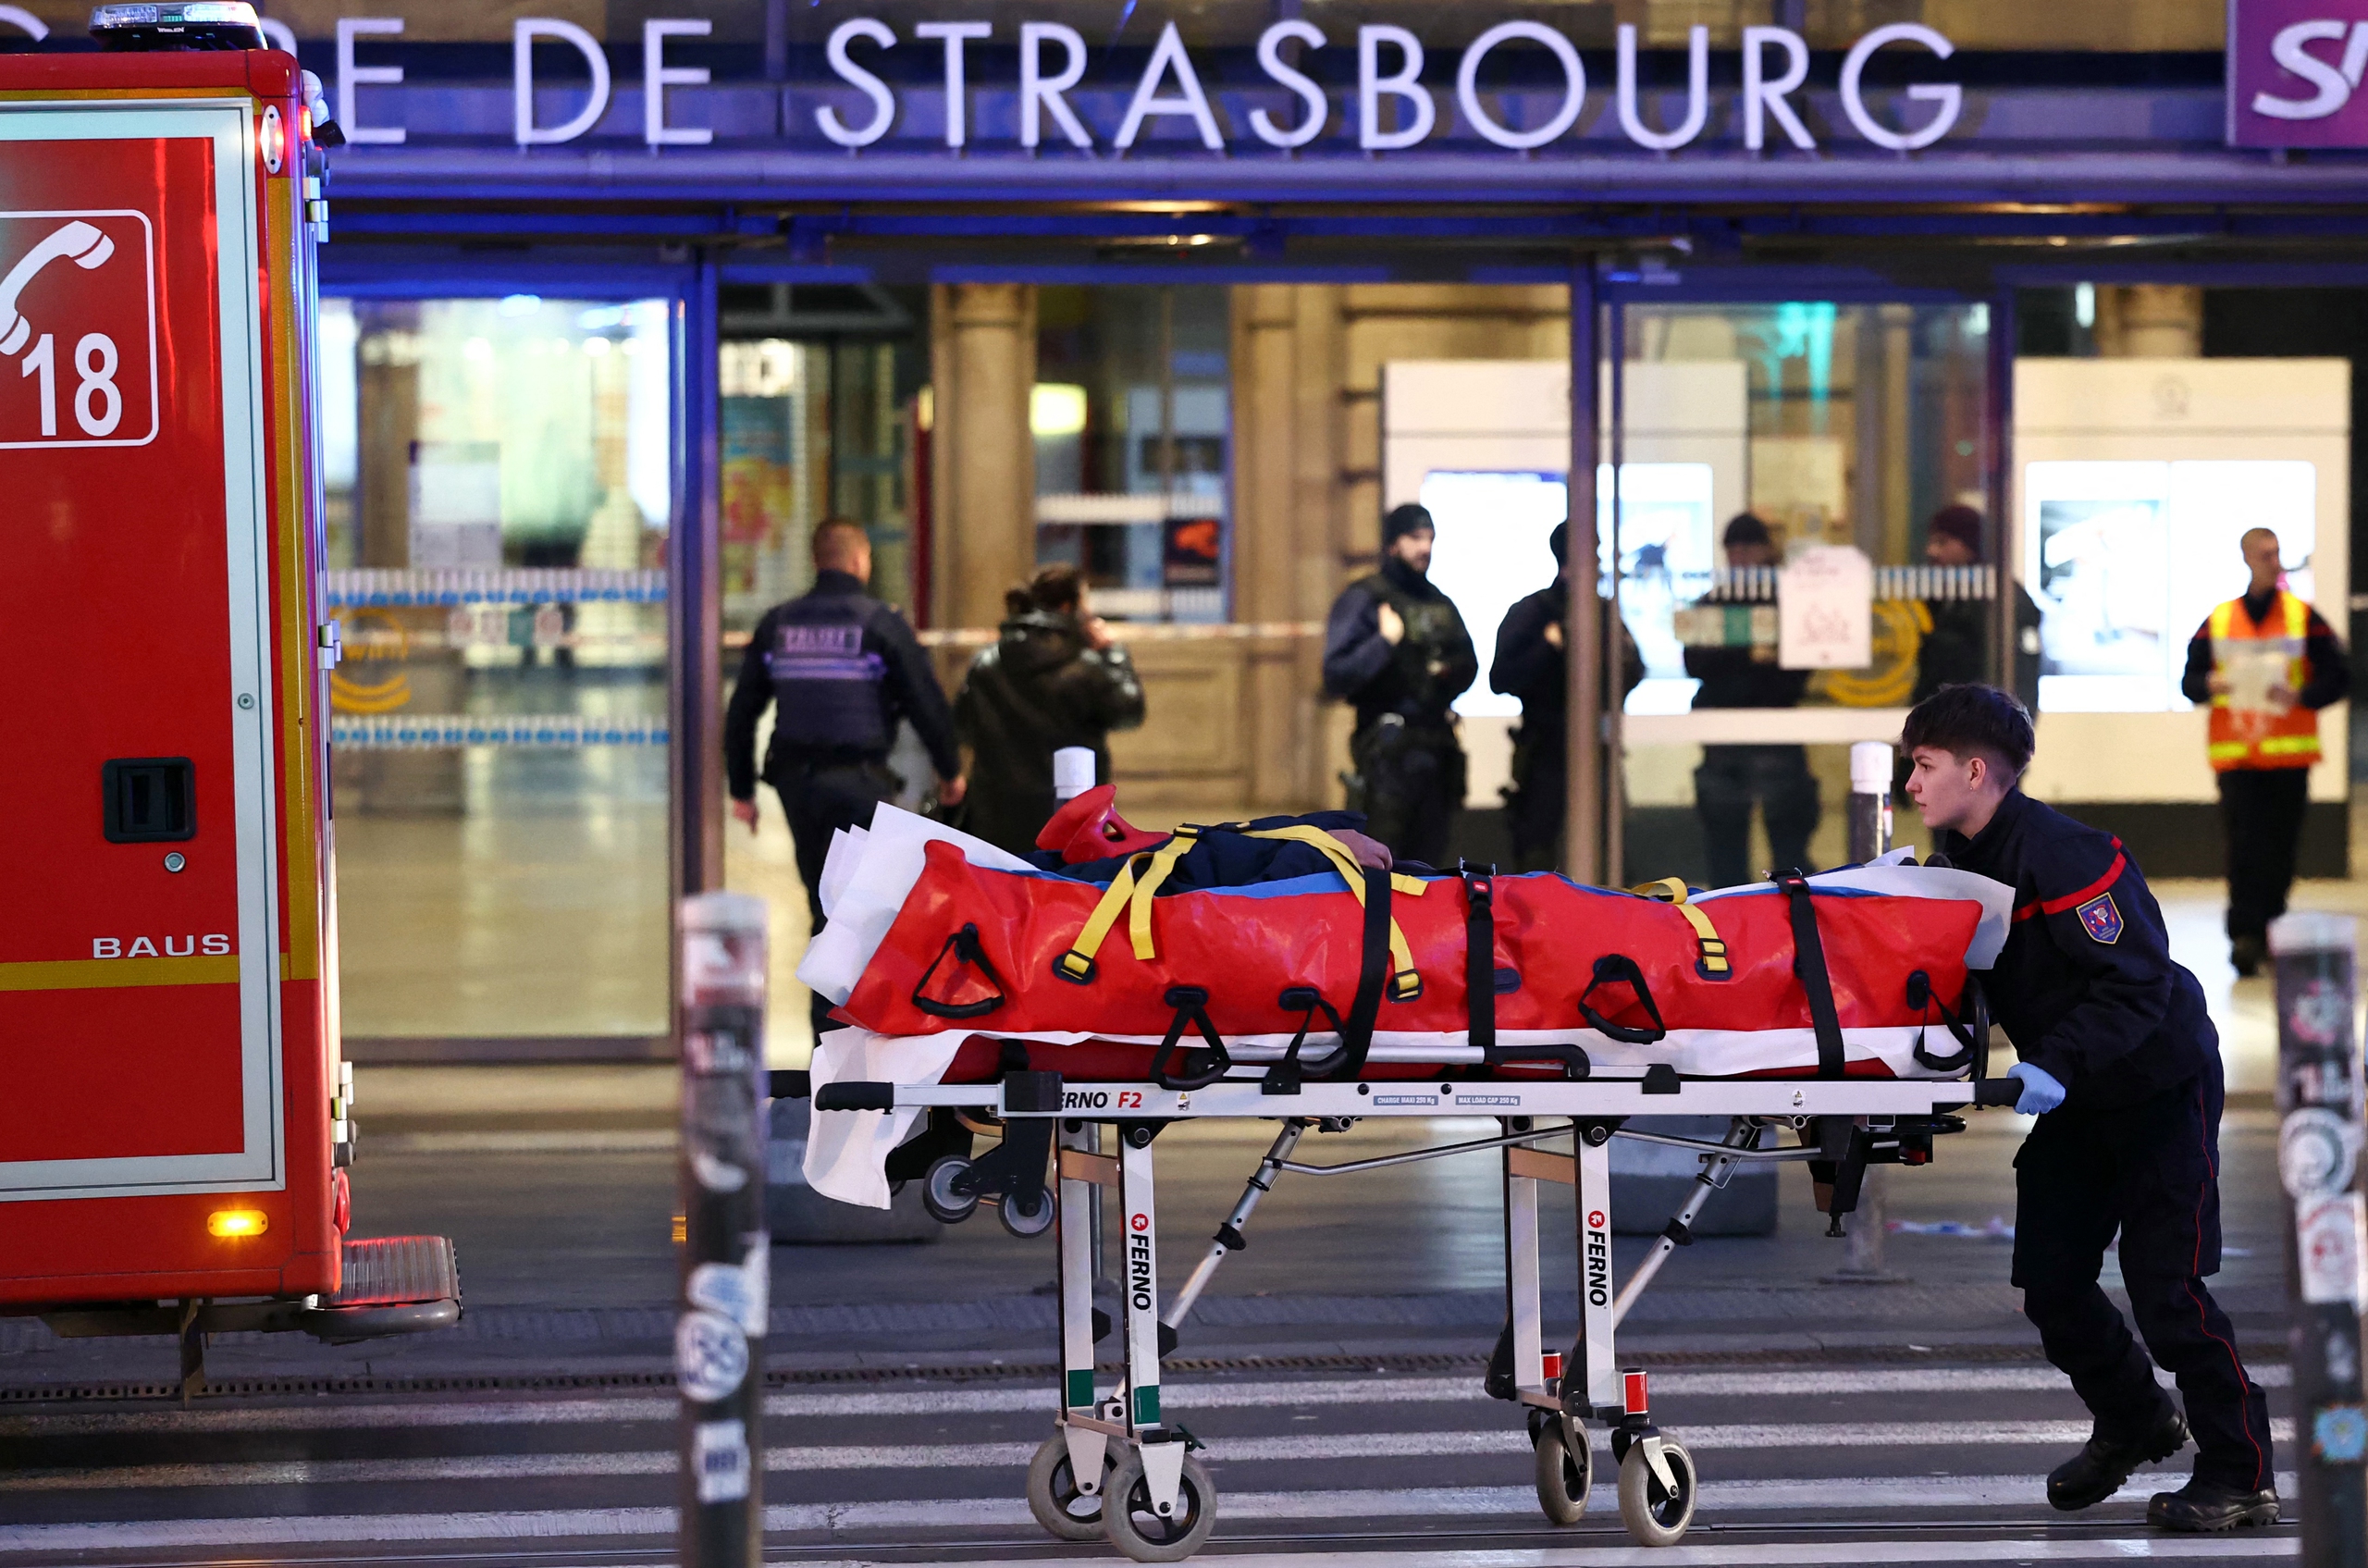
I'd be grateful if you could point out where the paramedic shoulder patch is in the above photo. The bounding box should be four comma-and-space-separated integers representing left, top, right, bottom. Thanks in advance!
2077, 893, 2124, 945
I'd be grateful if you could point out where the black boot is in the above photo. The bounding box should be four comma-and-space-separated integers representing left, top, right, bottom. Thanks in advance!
2148, 1478, 2281, 1531
2230, 934, 2266, 979
2048, 1410, 2189, 1512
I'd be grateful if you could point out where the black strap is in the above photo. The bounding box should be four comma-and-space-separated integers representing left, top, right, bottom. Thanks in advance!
1150, 985, 1232, 1090
1575, 954, 1666, 1044
1779, 875, 1846, 1079
1322, 865, 1390, 1080
910, 923, 1005, 1019
1904, 969, 1978, 1073
1459, 861, 1496, 1056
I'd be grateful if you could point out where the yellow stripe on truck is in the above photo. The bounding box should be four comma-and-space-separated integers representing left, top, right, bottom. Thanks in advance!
0, 956, 240, 992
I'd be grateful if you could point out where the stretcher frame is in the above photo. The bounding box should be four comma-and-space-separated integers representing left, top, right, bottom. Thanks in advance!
828, 1068, 2011, 1557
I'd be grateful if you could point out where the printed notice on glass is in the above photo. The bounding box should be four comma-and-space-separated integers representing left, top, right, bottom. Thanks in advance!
1778, 545, 1874, 671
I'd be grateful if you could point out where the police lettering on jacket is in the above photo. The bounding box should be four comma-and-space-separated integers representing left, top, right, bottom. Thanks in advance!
767, 609, 889, 752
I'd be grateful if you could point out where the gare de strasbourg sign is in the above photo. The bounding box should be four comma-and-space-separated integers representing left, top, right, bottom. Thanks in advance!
330, 16, 1972, 154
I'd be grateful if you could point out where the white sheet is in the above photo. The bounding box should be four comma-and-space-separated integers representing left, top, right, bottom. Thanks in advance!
798, 805, 1036, 1006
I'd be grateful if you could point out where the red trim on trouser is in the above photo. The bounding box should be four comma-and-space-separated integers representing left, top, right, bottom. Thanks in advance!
2188, 1078, 2267, 1490
2014, 841, 2126, 924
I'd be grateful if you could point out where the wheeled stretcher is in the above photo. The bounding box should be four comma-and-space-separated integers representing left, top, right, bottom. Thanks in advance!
795, 807, 2022, 1557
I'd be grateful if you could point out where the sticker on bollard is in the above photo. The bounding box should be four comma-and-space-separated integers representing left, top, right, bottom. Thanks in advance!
676, 1308, 748, 1403
687, 1241, 771, 1336
692, 1418, 752, 1503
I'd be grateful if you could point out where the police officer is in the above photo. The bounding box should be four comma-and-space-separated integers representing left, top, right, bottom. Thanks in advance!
1904, 683, 2276, 1533
725, 518, 965, 1035
1686, 512, 1818, 888
1323, 502, 1477, 868
1489, 521, 1643, 871
2178, 526, 2350, 977
1913, 503, 2042, 710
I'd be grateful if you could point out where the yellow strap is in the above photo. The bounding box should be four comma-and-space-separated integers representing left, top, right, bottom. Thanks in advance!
1057, 852, 1149, 982
1127, 829, 1202, 958
1628, 876, 1731, 977
1246, 825, 1426, 992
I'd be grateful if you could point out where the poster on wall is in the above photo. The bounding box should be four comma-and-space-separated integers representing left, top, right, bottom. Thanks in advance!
2025, 459, 2317, 711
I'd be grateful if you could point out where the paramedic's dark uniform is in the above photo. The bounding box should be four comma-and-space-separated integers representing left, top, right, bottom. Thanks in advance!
1942, 791, 2273, 1491
725, 568, 959, 1031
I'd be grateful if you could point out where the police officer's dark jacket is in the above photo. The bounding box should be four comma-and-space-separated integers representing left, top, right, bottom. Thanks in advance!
1489, 581, 1646, 746
1323, 559, 1478, 730
723, 569, 959, 798
1939, 789, 2215, 1111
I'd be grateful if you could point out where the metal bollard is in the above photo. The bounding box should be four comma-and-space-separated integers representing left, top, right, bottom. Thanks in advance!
2268, 911, 2368, 1565
677, 893, 770, 1568
1830, 741, 1901, 1283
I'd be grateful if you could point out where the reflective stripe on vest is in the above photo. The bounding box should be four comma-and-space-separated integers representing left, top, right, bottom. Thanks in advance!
2205, 590, 2320, 772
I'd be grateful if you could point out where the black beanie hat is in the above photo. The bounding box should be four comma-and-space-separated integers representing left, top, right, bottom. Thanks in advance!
1382, 502, 1434, 546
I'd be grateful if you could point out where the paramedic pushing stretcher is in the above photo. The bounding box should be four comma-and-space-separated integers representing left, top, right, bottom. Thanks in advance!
1905, 685, 2276, 1533
727, 519, 966, 1034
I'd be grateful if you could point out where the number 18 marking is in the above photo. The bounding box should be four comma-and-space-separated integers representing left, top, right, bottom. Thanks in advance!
19, 330, 121, 438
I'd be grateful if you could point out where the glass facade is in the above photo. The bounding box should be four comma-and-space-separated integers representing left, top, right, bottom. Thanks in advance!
322, 297, 677, 1047
1033, 286, 1232, 625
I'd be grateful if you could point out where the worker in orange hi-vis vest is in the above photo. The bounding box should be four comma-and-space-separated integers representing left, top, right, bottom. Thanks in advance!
2178, 527, 2350, 978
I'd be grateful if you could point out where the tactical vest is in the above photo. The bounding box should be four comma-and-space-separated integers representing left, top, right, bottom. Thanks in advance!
1354, 571, 1467, 723
2206, 590, 2321, 772
766, 590, 890, 754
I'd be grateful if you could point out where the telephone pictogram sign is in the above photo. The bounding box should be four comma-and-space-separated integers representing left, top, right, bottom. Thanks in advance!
0, 208, 156, 450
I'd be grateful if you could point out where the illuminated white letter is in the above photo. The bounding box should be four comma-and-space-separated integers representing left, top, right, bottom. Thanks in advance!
644, 19, 711, 147
1742, 26, 1815, 151
914, 20, 991, 149
1250, 20, 1326, 149
818, 18, 896, 148
1455, 19, 1583, 151
514, 18, 611, 147
1839, 23, 1960, 151
1617, 23, 1707, 153
2253, 19, 2357, 121
337, 18, 405, 146
1021, 21, 1092, 149
1358, 24, 1433, 151
1116, 21, 1224, 151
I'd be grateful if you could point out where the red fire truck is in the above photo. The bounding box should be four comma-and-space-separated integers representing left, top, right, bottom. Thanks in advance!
0, 2, 458, 1394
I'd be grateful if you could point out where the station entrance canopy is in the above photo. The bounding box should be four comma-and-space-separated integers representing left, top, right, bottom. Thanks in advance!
265, 3, 2368, 247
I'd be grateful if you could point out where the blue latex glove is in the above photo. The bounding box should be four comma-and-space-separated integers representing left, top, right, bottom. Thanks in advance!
2006, 1062, 2066, 1116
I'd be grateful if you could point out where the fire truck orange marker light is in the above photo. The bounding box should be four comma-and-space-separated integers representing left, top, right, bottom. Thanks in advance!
206, 1209, 268, 1238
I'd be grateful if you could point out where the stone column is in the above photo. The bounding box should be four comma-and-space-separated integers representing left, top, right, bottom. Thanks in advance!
929, 283, 1038, 632
2095, 285, 2203, 358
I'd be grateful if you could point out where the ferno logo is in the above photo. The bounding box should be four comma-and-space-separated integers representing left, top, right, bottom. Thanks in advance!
2253, 19, 2368, 120
1129, 1212, 1149, 1231
1128, 1229, 1154, 1312
1584, 1209, 1611, 1307
93, 934, 230, 957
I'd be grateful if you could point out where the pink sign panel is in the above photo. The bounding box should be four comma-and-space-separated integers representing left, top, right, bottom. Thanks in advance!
2230, 0, 2368, 146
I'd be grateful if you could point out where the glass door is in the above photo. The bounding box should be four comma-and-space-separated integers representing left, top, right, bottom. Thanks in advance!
320, 293, 678, 1055
1605, 298, 1998, 887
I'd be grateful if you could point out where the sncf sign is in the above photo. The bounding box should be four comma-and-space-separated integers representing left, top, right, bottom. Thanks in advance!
2231, 0, 2368, 145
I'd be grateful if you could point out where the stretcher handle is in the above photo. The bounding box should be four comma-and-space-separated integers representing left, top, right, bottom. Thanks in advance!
1575, 954, 1667, 1045
911, 922, 1006, 1020
1970, 1078, 2021, 1108
815, 1081, 896, 1112
1905, 969, 1977, 1073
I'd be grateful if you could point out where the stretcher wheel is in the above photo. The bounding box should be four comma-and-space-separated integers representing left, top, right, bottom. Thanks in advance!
1026, 1432, 1116, 1540
1616, 1437, 1696, 1547
1103, 1447, 1216, 1562
922, 1155, 978, 1224
1532, 1416, 1592, 1524
999, 1185, 1056, 1239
